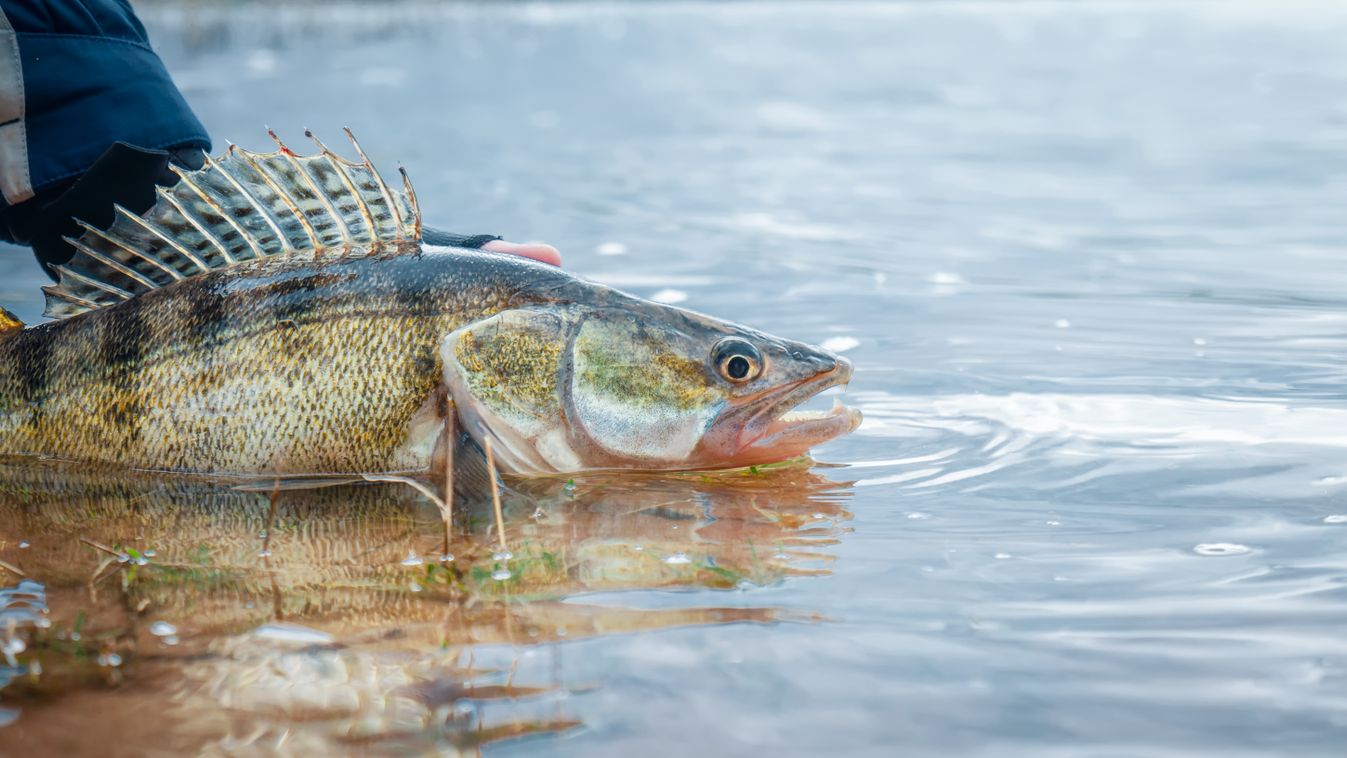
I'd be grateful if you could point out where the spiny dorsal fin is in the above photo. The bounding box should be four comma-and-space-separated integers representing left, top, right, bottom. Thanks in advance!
0, 306, 23, 337
43, 129, 421, 320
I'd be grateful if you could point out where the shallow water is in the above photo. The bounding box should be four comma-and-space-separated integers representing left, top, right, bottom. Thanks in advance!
3, 1, 1347, 754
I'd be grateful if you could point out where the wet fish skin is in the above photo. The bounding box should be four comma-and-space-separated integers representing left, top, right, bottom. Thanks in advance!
0, 249, 576, 474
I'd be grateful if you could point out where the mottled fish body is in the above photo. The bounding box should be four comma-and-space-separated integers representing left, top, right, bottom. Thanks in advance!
0, 134, 859, 476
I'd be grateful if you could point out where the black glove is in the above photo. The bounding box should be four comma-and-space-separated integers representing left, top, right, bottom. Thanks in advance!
2, 142, 203, 280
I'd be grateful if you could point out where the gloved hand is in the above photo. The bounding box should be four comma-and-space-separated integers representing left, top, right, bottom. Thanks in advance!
3, 142, 201, 279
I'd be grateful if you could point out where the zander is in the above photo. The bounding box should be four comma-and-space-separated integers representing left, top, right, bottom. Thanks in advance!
0, 132, 860, 476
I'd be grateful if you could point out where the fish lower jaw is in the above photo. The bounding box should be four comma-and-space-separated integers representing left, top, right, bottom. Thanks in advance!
733, 398, 862, 466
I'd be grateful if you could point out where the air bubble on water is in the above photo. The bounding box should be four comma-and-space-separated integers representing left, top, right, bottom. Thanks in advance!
994, 553, 1011, 560
1193, 337, 1207, 346
1054, 319, 1071, 329
664, 552, 692, 565
143, 550, 156, 558
35, 617, 51, 629
69, 632, 80, 641
531, 508, 546, 520
774, 552, 789, 561
492, 550, 513, 561
149, 621, 177, 637
1323, 515, 1347, 524
1314, 476, 1346, 486
1193, 543, 1252, 557
596, 241, 627, 256
401, 552, 424, 567
439, 553, 455, 563
1, 637, 25, 656
820, 336, 861, 353
650, 288, 688, 304
257, 550, 272, 559
812, 513, 825, 520
631, 544, 644, 552
116, 553, 131, 563
17, 541, 28, 549
134, 557, 149, 566
491, 568, 513, 581
96, 652, 123, 667
906, 512, 930, 520
1046, 520, 1061, 526
163, 636, 179, 647
409, 582, 423, 593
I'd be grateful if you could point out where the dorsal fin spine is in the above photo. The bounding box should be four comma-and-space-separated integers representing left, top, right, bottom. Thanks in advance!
53, 266, 135, 301
41, 285, 97, 312
343, 127, 404, 244
113, 204, 210, 274
238, 149, 320, 251
156, 186, 236, 266
205, 152, 292, 255
76, 220, 185, 282
400, 167, 421, 241
269, 129, 353, 245
63, 237, 161, 291
174, 169, 267, 262
306, 129, 377, 254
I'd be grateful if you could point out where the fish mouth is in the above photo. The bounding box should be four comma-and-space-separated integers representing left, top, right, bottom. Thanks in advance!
723, 358, 862, 467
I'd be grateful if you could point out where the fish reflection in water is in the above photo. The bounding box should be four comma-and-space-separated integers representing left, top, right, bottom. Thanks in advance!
0, 458, 851, 753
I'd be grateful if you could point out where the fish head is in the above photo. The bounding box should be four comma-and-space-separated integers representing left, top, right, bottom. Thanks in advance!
441, 301, 860, 475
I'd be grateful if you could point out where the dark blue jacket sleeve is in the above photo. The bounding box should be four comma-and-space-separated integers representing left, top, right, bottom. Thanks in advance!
0, 0, 210, 204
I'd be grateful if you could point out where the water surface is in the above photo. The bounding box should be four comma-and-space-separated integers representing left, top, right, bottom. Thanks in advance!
3, 1, 1347, 754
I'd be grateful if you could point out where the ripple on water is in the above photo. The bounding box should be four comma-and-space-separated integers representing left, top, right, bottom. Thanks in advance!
1193, 543, 1253, 557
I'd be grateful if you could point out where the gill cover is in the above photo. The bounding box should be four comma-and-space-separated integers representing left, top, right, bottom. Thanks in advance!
441, 307, 727, 475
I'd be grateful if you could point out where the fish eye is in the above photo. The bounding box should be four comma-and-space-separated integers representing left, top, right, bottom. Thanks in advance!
712, 338, 762, 383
